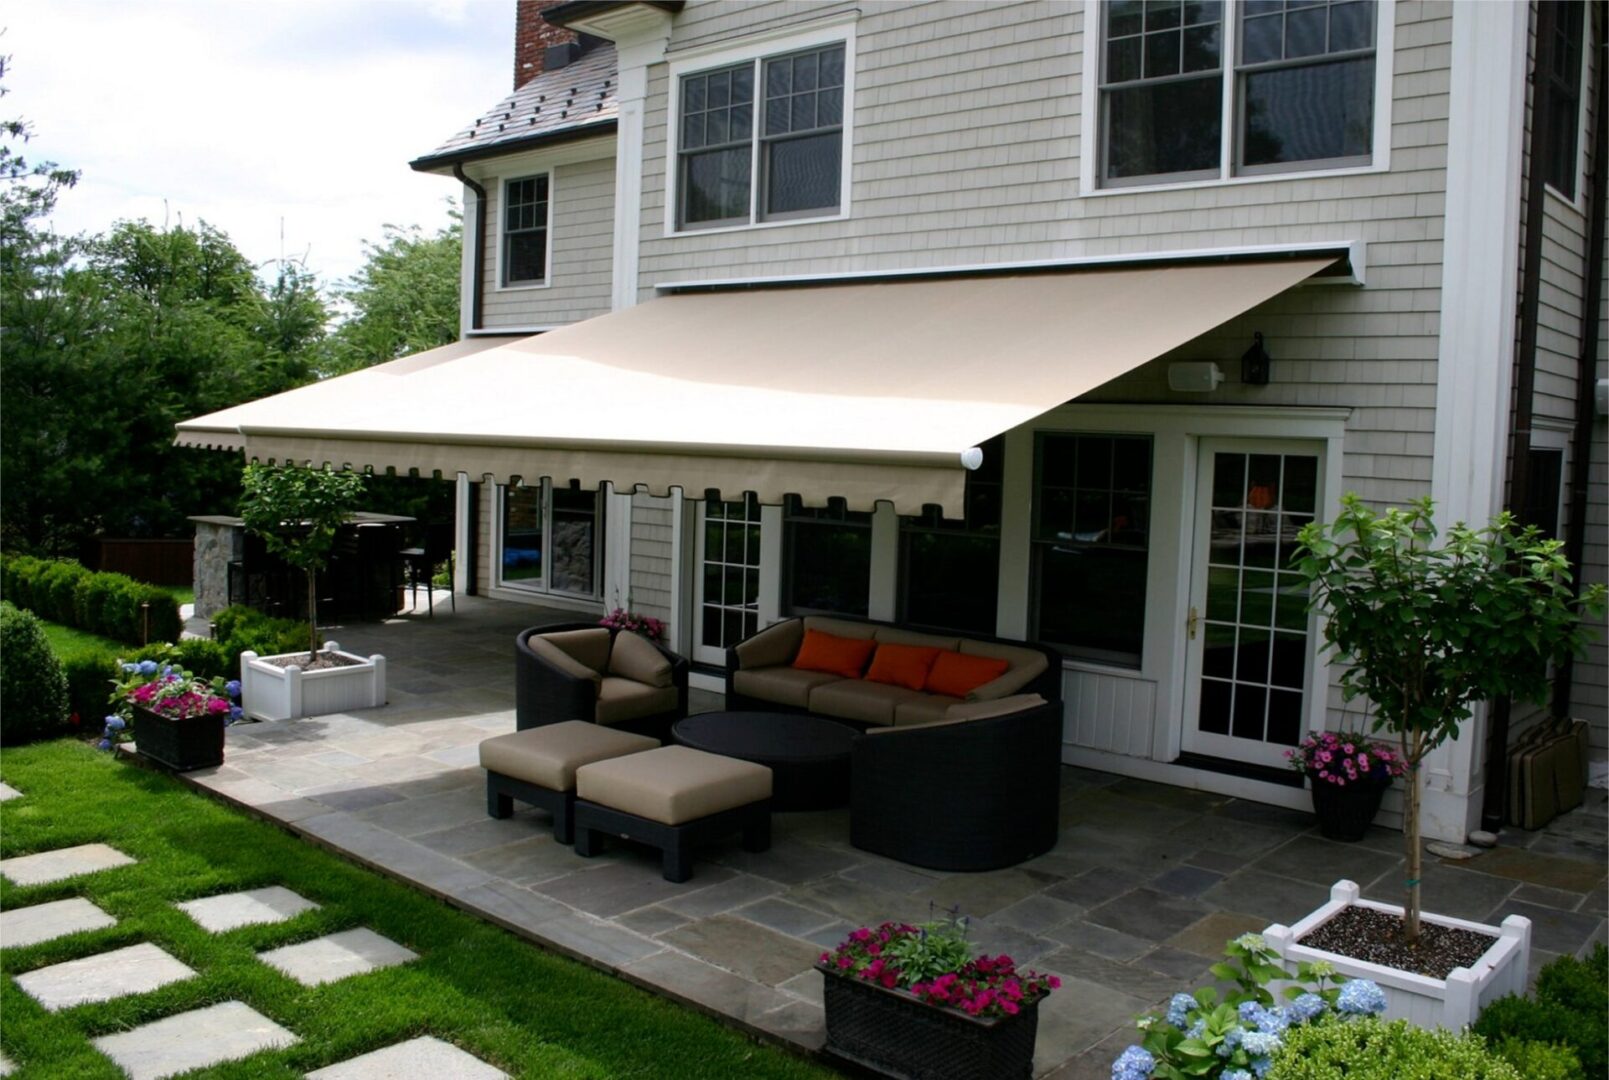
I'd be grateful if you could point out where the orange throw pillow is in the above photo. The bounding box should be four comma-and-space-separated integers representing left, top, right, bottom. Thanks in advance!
925, 651, 1010, 697
865, 644, 942, 691
791, 629, 877, 679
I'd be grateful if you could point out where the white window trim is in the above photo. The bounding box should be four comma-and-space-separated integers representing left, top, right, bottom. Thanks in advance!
490, 479, 605, 605
1542, 2, 1593, 211
494, 171, 554, 292
1079, 0, 1396, 197
662, 15, 857, 237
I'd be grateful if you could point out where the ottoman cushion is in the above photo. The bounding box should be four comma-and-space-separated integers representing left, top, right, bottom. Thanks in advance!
576, 745, 772, 825
480, 721, 659, 792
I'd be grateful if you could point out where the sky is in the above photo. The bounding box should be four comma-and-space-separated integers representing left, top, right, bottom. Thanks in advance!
6, 0, 512, 285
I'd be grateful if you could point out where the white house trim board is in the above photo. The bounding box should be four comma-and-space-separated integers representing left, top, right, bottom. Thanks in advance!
458, 183, 478, 338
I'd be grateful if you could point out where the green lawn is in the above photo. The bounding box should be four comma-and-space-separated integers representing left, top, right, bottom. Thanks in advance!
0, 742, 832, 1079
39, 622, 128, 664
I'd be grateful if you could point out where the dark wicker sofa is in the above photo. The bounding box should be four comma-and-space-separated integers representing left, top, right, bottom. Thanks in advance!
515, 622, 689, 740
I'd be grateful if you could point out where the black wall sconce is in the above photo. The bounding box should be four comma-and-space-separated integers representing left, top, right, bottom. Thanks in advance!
1241, 331, 1271, 385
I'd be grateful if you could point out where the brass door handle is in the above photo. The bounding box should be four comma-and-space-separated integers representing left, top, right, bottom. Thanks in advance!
1186, 606, 1199, 640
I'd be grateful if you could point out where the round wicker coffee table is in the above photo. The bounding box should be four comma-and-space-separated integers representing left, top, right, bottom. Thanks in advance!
671, 711, 857, 811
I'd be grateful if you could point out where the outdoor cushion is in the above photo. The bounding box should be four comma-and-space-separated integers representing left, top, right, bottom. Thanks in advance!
479, 720, 659, 791
893, 694, 962, 726
540, 627, 612, 673
957, 640, 1049, 700
792, 630, 877, 679
528, 637, 603, 688
576, 745, 772, 825
733, 619, 804, 670
872, 627, 961, 652
731, 666, 842, 708
865, 643, 942, 691
866, 694, 1049, 736
925, 651, 1011, 698
801, 615, 878, 640
595, 677, 679, 727
808, 679, 929, 726
608, 630, 673, 688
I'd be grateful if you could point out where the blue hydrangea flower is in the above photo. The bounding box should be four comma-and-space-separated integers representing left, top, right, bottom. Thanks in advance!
1241, 1030, 1281, 1057
1336, 979, 1387, 1016
136, 660, 159, 676
225, 680, 241, 698
1251, 1056, 1273, 1078
1166, 992, 1196, 1028
1184, 1018, 1206, 1040
1225, 1070, 1255, 1080
1238, 1001, 1262, 1023
1286, 993, 1327, 1023
97, 739, 111, 750
1111, 1044, 1155, 1080
121, 662, 139, 674
1217, 1026, 1243, 1057
105, 717, 126, 732
228, 705, 243, 724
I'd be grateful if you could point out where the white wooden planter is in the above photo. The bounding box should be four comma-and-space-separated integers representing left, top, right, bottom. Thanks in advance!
1263, 880, 1530, 1030
239, 642, 387, 722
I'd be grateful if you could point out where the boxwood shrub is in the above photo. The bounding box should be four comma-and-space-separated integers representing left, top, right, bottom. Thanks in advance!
1474, 945, 1606, 1080
210, 605, 319, 677
1, 602, 71, 745
1268, 1016, 1520, 1080
0, 554, 181, 645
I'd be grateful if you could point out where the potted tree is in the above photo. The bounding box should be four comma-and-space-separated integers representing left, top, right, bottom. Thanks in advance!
1262, 494, 1604, 1028
237, 462, 386, 721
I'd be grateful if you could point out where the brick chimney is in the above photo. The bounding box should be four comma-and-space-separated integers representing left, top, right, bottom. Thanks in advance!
514, 0, 578, 89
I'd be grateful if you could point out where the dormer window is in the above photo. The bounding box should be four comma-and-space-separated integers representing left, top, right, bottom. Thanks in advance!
502, 174, 550, 286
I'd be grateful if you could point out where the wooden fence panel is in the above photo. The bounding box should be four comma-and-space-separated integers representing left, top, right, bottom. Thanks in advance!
95, 539, 194, 586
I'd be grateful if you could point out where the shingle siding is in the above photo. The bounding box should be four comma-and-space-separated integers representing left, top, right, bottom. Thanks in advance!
628, 494, 675, 623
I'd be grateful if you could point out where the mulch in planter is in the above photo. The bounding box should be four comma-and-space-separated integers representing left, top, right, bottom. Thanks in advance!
259, 651, 363, 672
1298, 904, 1497, 979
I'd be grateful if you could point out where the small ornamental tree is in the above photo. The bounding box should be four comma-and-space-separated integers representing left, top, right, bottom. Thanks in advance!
239, 463, 365, 659
1296, 495, 1605, 944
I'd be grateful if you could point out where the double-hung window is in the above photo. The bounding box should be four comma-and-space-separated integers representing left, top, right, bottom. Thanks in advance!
677, 42, 846, 229
502, 175, 549, 286
1540, 0, 1585, 199
1099, 0, 1380, 186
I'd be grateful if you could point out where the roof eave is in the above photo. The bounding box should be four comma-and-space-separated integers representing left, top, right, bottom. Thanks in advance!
409, 119, 619, 174
543, 2, 683, 29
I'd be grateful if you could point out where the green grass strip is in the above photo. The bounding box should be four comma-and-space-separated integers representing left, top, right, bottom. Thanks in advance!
38, 622, 127, 665
0, 741, 831, 1079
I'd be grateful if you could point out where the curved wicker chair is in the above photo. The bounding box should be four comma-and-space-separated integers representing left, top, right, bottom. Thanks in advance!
514, 622, 689, 740
849, 698, 1063, 871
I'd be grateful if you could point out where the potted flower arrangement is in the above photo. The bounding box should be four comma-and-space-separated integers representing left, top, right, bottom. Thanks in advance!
106, 658, 242, 771
1271, 495, 1606, 1027
1286, 731, 1406, 842
599, 607, 667, 643
816, 911, 1059, 1079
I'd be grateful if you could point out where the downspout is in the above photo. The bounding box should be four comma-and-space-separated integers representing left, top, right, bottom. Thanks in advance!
1483, 0, 1561, 831
1554, 9, 1608, 717
453, 164, 488, 332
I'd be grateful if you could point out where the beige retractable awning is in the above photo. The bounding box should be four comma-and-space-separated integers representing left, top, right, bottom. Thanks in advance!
177, 258, 1334, 515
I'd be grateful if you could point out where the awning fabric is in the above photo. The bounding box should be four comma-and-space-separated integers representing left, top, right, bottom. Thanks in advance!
177, 258, 1333, 515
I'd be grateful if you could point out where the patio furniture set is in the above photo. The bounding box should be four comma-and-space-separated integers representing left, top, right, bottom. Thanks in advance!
486, 616, 1065, 882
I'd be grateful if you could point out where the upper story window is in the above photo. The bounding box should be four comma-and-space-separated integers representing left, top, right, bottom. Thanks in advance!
1100, 0, 1379, 187
677, 42, 846, 230
1541, 0, 1585, 199
502, 175, 550, 286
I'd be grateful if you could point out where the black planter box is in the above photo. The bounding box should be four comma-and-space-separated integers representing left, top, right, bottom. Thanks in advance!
1308, 774, 1389, 842
817, 965, 1039, 1079
133, 706, 225, 772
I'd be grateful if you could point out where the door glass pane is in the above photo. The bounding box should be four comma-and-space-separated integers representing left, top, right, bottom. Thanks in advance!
1203, 621, 1235, 678
1200, 678, 1232, 734
549, 487, 598, 595
785, 497, 871, 616
700, 495, 762, 651
500, 486, 544, 584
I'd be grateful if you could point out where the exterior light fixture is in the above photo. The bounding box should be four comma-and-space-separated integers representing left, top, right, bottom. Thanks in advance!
1241, 331, 1271, 386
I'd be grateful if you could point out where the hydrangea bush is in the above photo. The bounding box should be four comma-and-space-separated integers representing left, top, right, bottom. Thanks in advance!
1112, 934, 1385, 1080
1286, 731, 1406, 788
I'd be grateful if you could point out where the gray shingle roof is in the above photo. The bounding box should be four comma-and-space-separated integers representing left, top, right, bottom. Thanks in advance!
411, 44, 618, 171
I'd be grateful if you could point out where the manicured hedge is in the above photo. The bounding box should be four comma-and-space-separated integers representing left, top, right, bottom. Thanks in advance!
0, 602, 70, 745
0, 554, 181, 645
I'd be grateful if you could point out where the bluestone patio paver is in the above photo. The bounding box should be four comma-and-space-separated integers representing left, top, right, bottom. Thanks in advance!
0, 782, 21, 802
91, 1000, 297, 1080
14, 942, 195, 1011
0, 896, 116, 949
306, 1035, 508, 1079
258, 927, 417, 986
0, 842, 134, 886
177, 885, 320, 933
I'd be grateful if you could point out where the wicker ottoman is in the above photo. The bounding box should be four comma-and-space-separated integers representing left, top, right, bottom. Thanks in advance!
480, 721, 660, 843
573, 745, 773, 882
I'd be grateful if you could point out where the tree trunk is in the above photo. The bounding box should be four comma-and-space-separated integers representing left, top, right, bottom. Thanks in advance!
1403, 730, 1422, 946
306, 569, 318, 661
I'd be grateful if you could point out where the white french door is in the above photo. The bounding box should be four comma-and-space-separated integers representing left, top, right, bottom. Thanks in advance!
1181, 440, 1325, 768
691, 495, 764, 666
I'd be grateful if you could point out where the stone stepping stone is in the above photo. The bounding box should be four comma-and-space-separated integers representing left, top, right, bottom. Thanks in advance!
258, 927, 417, 987
14, 941, 195, 1011
92, 1000, 297, 1080
0, 782, 22, 802
1, 896, 117, 949
177, 886, 320, 933
307, 1036, 509, 1079
0, 843, 134, 887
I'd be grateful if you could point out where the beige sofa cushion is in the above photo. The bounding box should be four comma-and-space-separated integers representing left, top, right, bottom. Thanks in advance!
529, 637, 603, 689
608, 630, 673, 688
540, 627, 612, 673
479, 720, 659, 791
576, 745, 772, 825
893, 694, 962, 726
866, 694, 1050, 735
732, 666, 842, 708
958, 640, 1050, 700
809, 679, 929, 726
733, 619, 804, 670
873, 627, 961, 652
595, 677, 679, 726
802, 615, 877, 640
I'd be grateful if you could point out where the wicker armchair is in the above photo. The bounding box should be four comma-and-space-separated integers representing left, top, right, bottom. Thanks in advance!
849, 698, 1062, 871
514, 622, 689, 740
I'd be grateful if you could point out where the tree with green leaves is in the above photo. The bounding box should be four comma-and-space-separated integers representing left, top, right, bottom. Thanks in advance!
325, 210, 460, 376
239, 463, 366, 658
1296, 495, 1605, 944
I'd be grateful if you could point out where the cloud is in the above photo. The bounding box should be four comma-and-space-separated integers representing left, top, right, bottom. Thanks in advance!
6, 0, 510, 283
